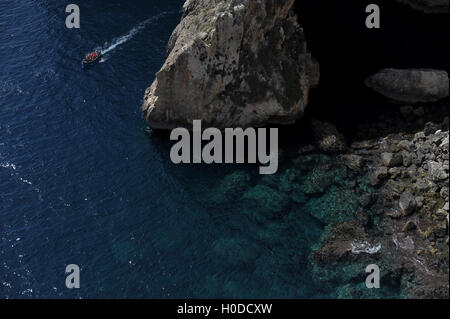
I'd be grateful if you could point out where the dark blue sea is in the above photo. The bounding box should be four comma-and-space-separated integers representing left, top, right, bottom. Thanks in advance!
0, 0, 399, 299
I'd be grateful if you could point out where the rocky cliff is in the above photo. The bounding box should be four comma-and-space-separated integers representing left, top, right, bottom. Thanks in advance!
140, 0, 449, 298
143, 0, 319, 130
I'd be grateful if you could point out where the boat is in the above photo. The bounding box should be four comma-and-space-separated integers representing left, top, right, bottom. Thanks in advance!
82, 51, 102, 65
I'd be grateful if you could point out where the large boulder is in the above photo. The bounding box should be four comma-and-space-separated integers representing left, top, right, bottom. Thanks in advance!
143, 0, 319, 130
427, 160, 449, 181
394, 0, 449, 13
381, 152, 404, 167
365, 69, 449, 104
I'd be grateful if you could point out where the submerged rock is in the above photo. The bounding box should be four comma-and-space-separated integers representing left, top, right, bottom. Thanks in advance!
210, 170, 251, 204
143, 0, 319, 129
305, 186, 359, 224
365, 69, 449, 103
311, 119, 347, 153
302, 164, 334, 195
301, 162, 347, 195
242, 184, 289, 221
342, 154, 365, 171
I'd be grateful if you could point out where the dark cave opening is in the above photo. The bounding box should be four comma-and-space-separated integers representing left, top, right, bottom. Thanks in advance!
289, 0, 449, 140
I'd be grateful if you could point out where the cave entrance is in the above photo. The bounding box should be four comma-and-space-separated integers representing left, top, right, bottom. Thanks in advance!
293, 0, 449, 137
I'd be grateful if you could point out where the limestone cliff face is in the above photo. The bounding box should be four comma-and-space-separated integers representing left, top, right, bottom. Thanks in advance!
143, 0, 319, 130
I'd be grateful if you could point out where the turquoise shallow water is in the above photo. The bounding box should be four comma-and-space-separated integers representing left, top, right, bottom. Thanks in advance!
0, 0, 402, 298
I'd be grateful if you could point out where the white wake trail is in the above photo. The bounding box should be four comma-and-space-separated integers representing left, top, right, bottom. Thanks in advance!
98, 11, 171, 60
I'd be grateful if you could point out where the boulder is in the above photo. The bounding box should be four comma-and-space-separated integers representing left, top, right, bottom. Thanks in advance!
399, 192, 417, 215
440, 136, 449, 149
311, 119, 347, 153
389, 167, 403, 179
342, 154, 365, 171
427, 160, 449, 181
398, 140, 414, 152
441, 186, 449, 199
365, 69, 449, 104
381, 152, 404, 167
402, 152, 413, 167
402, 220, 417, 232
415, 196, 425, 208
386, 209, 403, 219
370, 167, 389, 186
416, 178, 432, 192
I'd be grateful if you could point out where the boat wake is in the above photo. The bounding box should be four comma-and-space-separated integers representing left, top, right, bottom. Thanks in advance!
98, 11, 172, 62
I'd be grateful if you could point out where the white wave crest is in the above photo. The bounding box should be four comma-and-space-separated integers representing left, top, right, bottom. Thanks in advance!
1, 162, 17, 170
350, 241, 381, 254
98, 11, 172, 60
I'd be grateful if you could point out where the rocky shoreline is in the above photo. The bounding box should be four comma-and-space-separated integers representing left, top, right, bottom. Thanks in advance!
142, 0, 449, 298
307, 104, 449, 298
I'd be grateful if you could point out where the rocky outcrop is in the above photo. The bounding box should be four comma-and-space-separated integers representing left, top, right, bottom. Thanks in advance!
366, 69, 449, 104
143, 0, 319, 130
394, 0, 449, 13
